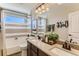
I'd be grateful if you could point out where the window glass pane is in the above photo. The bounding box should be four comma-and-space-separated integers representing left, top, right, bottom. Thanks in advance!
5, 16, 25, 23
38, 19, 46, 29
32, 19, 37, 29
26, 18, 31, 29
4, 15, 31, 29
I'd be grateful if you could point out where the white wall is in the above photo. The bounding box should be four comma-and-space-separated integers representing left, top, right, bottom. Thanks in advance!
46, 3, 79, 43
0, 3, 30, 14
47, 3, 79, 42
48, 15, 69, 41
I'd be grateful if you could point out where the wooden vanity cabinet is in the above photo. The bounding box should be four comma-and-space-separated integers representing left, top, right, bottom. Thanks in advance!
27, 41, 48, 56
27, 41, 31, 56
38, 49, 48, 56
31, 50, 37, 56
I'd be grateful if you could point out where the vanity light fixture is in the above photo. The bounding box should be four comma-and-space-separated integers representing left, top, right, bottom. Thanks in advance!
35, 10, 38, 13
41, 4, 45, 9
35, 3, 49, 14
39, 12, 42, 14
38, 7, 41, 11
42, 10, 46, 13
46, 7, 49, 11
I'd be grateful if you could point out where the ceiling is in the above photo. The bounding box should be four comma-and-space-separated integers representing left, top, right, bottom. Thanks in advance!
0, 3, 79, 17
40, 3, 79, 17
0, 3, 38, 14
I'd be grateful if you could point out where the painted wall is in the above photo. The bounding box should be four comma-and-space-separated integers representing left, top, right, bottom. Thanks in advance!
48, 15, 69, 41
47, 3, 79, 42
0, 3, 30, 14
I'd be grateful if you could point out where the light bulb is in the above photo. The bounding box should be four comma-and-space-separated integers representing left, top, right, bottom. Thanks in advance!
39, 12, 42, 14
35, 10, 38, 13
41, 5, 45, 9
46, 7, 49, 11
42, 10, 45, 13
38, 7, 41, 11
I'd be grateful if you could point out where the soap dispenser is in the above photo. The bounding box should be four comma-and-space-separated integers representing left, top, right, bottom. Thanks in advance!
68, 34, 72, 41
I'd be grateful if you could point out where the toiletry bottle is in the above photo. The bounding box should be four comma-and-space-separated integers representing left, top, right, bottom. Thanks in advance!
45, 35, 48, 43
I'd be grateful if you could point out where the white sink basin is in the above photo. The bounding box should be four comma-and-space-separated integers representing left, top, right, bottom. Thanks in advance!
31, 39, 37, 41
50, 47, 77, 56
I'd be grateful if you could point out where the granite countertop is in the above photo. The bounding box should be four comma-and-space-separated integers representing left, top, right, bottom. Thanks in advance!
27, 37, 79, 56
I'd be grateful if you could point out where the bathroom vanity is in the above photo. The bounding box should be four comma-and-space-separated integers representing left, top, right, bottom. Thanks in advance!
27, 41, 48, 56
27, 39, 79, 56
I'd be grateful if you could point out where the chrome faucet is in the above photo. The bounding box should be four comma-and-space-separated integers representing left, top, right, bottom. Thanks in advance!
62, 39, 72, 50
62, 39, 77, 50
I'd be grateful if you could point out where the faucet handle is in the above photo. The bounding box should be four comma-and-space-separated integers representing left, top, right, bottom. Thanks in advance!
70, 39, 73, 43
72, 42, 78, 45
65, 40, 69, 43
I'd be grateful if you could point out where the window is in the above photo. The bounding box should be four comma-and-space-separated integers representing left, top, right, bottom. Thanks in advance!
3, 10, 31, 30
32, 19, 37, 29
26, 18, 31, 29
38, 18, 46, 29
5, 16, 26, 23
3, 15, 32, 30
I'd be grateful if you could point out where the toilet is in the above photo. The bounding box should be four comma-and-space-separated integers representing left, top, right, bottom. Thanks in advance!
20, 43, 27, 56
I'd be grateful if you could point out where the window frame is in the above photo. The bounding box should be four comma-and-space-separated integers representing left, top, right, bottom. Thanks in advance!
2, 10, 27, 24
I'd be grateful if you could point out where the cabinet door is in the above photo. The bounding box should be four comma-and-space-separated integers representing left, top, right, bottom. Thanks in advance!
27, 41, 31, 56
38, 49, 48, 56
31, 50, 37, 56
27, 42, 37, 56
31, 44, 38, 53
